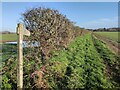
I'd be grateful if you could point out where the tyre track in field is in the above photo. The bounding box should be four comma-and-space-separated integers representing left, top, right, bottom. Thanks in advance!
92, 33, 120, 55
91, 34, 120, 87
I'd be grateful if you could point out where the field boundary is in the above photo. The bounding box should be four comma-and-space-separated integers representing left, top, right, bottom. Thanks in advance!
92, 33, 120, 55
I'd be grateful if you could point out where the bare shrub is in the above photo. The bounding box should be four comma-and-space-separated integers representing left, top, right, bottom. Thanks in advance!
22, 7, 74, 63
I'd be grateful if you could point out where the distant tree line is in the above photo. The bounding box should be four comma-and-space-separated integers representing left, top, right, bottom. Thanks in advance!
0, 31, 15, 34
89, 28, 120, 32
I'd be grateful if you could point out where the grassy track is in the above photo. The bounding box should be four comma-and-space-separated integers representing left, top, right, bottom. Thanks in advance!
46, 34, 120, 89
94, 32, 119, 43
1, 34, 17, 43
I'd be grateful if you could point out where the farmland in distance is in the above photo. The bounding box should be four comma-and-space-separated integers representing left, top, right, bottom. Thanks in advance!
0, 33, 17, 43
94, 32, 119, 43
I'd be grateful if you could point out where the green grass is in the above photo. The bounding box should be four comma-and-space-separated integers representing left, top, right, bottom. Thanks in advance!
2, 34, 120, 89
46, 34, 120, 89
94, 32, 119, 43
2, 44, 17, 62
1, 34, 17, 42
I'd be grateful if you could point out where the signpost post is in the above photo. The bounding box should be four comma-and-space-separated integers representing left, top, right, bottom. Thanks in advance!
16, 23, 30, 89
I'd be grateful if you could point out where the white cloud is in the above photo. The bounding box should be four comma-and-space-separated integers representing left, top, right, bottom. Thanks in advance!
80, 16, 118, 29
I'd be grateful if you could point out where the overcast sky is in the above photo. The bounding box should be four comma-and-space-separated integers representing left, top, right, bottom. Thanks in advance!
1, 2, 118, 32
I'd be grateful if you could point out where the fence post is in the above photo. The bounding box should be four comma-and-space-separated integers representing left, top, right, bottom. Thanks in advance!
16, 23, 30, 89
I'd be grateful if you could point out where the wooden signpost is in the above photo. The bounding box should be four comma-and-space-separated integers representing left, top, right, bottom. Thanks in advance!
16, 23, 30, 89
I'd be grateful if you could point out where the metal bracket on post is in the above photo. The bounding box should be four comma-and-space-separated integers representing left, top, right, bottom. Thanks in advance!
16, 23, 30, 89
